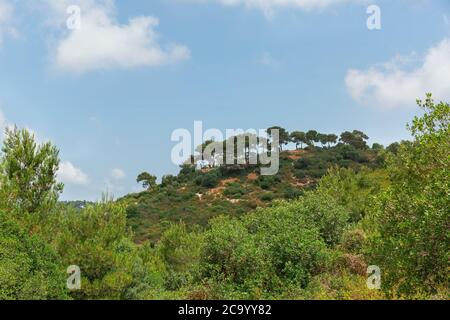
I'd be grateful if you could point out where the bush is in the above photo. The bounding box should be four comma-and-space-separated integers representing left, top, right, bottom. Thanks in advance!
200, 172, 220, 188
340, 228, 367, 255
316, 167, 386, 223
260, 192, 275, 202
337, 145, 362, 161
200, 216, 271, 292
161, 175, 178, 187
157, 223, 204, 290
368, 95, 449, 296
293, 193, 349, 247
223, 183, 247, 198
304, 272, 385, 300
283, 187, 302, 200
243, 203, 330, 288
0, 212, 69, 300
126, 205, 139, 219
294, 158, 313, 170
201, 207, 331, 296
256, 175, 281, 190
53, 202, 158, 300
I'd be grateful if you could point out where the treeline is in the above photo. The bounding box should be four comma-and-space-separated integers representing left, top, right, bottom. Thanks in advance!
0, 94, 448, 300
136, 128, 384, 190
269, 127, 373, 151
136, 130, 383, 192
191, 126, 391, 170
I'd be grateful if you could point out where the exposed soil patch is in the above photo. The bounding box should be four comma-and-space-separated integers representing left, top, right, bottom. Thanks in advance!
207, 178, 240, 197
287, 149, 306, 160
246, 172, 258, 181
219, 178, 240, 187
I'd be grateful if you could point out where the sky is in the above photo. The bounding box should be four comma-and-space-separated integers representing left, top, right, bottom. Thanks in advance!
0, 0, 449, 201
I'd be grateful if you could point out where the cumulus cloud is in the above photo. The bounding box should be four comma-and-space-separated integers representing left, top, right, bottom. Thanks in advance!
111, 168, 125, 180
185, 0, 367, 17
345, 38, 450, 109
57, 161, 89, 185
45, 0, 190, 73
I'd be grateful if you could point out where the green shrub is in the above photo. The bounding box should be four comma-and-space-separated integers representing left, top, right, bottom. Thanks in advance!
201, 209, 331, 296
283, 187, 302, 200
223, 183, 247, 198
368, 96, 450, 296
256, 175, 281, 190
243, 203, 330, 288
157, 223, 204, 290
200, 216, 272, 292
340, 228, 367, 254
201, 172, 220, 188
288, 193, 349, 247
260, 192, 275, 202
0, 212, 69, 300
316, 167, 386, 223
53, 202, 162, 300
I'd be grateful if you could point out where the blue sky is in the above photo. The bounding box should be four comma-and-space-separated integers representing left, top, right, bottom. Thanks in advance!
0, 0, 449, 200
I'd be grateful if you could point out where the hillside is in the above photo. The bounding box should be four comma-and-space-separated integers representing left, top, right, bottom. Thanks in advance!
1, 96, 447, 300
121, 143, 385, 243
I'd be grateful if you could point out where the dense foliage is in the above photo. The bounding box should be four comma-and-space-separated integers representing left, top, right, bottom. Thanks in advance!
368, 95, 449, 296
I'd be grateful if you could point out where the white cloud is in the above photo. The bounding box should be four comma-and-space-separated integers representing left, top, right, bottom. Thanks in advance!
57, 161, 89, 185
46, 0, 190, 73
111, 168, 125, 180
345, 38, 450, 109
186, 0, 368, 17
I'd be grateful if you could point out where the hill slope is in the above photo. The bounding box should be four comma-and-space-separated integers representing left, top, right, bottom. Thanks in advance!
121, 144, 385, 242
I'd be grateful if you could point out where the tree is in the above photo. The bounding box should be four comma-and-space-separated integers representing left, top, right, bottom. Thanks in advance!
0, 126, 63, 213
372, 143, 384, 151
326, 134, 338, 148
161, 175, 177, 187
200, 171, 220, 188
267, 126, 289, 151
195, 139, 215, 167
0, 212, 69, 300
369, 94, 449, 295
340, 130, 369, 149
317, 134, 328, 148
137, 172, 157, 190
306, 130, 318, 147
290, 131, 307, 150
55, 201, 165, 300
223, 134, 259, 166
157, 223, 203, 289
339, 131, 353, 145
386, 142, 400, 155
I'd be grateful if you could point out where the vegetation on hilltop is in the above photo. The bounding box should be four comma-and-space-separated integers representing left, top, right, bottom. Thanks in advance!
123, 128, 386, 242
